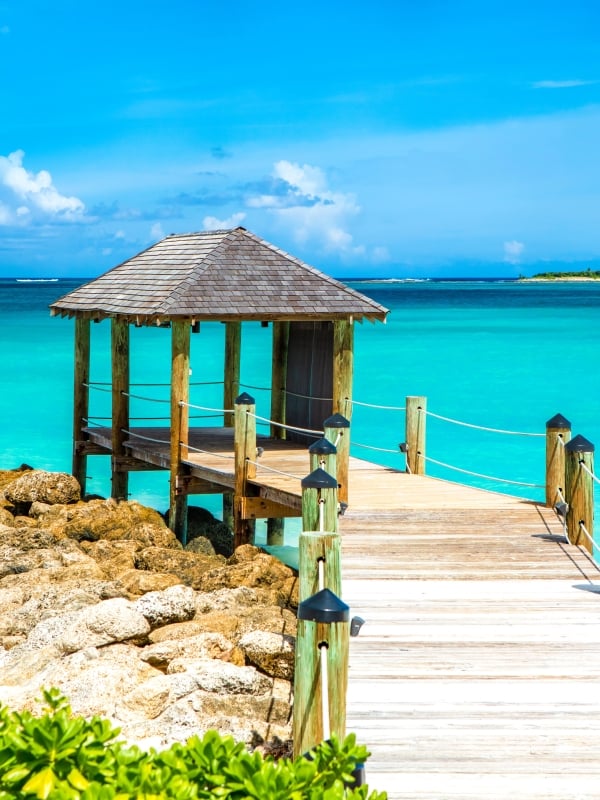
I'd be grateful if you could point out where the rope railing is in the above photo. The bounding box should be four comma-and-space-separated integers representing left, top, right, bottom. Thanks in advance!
180, 400, 234, 414
349, 398, 406, 411
249, 412, 323, 438
245, 459, 303, 481
580, 462, 600, 487
239, 382, 270, 392
352, 440, 403, 455
181, 441, 235, 460
422, 454, 545, 489
120, 429, 170, 446
122, 391, 170, 404
283, 389, 333, 402
425, 410, 545, 438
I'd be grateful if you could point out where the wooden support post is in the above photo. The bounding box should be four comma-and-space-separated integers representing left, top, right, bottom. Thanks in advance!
111, 318, 129, 501
267, 322, 290, 543
545, 413, 571, 508
73, 317, 90, 494
293, 589, 349, 757
270, 321, 290, 439
565, 435, 595, 553
169, 319, 190, 544
309, 437, 337, 480
405, 395, 427, 475
332, 320, 353, 502
302, 467, 339, 536
234, 392, 256, 548
223, 322, 241, 530
324, 414, 349, 505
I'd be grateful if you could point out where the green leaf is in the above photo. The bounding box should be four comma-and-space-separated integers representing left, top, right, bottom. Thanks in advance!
22, 766, 56, 799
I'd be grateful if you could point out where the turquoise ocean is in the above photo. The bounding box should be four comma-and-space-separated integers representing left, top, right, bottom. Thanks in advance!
2, 277, 600, 553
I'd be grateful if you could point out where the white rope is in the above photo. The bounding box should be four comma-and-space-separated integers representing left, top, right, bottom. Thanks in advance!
578, 522, 595, 549
284, 389, 333, 402
580, 462, 600, 487
182, 442, 235, 460
245, 459, 302, 480
425, 410, 544, 438
334, 431, 342, 448
352, 441, 403, 455
249, 413, 324, 437
318, 558, 325, 591
84, 383, 112, 394
320, 643, 330, 741
180, 400, 234, 414
122, 391, 170, 404
319, 499, 325, 532
121, 429, 170, 446
423, 455, 545, 488
349, 399, 406, 411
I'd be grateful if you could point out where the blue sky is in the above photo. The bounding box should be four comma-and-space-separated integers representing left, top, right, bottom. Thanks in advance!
0, 0, 599, 277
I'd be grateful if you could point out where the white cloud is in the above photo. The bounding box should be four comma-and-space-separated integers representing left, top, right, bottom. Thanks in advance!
202, 211, 246, 230
531, 79, 596, 89
0, 150, 85, 220
248, 160, 371, 258
504, 240, 525, 263
150, 222, 165, 240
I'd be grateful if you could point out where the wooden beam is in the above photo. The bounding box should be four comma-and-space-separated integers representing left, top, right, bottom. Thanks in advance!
111, 318, 129, 501
223, 322, 241, 427
176, 474, 224, 495
332, 319, 353, 504
112, 456, 161, 472
169, 319, 191, 543
240, 496, 299, 519
72, 317, 91, 493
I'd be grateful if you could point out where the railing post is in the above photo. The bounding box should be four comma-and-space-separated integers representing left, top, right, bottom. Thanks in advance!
545, 413, 571, 508
111, 318, 130, 501
564, 434, 594, 553
170, 319, 190, 544
233, 392, 256, 548
73, 317, 90, 494
309, 437, 337, 483
405, 395, 426, 475
324, 414, 350, 504
293, 589, 349, 757
294, 466, 348, 757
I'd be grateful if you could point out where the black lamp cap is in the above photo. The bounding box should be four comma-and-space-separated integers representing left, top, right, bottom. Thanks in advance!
546, 413, 571, 430
323, 413, 350, 429
308, 437, 337, 455
301, 467, 338, 490
565, 434, 595, 453
298, 588, 350, 623
235, 392, 255, 405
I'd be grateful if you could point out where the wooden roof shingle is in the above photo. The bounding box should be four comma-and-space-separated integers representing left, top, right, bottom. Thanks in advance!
50, 228, 388, 323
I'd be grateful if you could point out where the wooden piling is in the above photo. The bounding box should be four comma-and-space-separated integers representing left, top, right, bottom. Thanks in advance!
267, 321, 290, 542
169, 320, 191, 543
324, 414, 349, 505
293, 590, 349, 757
332, 321, 353, 502
545, 413, 571, 507
223, 322, 241, 530
302, 467, 338, 535
233, 392, 257, 548
405, 395, 427, 475
111, 318, 129, 501
565, 435, 595, 553
72, 317, 90, 494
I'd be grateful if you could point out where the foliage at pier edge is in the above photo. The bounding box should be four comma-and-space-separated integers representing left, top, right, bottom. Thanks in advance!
0, 690, 387, 800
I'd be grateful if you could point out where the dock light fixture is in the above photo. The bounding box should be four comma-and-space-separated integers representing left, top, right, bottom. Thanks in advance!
555, 501, 569, 518
399, 442, 408, 453
350, 616, 365, 637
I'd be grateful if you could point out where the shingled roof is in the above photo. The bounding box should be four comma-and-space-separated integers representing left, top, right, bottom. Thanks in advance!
50, 227, 388, 324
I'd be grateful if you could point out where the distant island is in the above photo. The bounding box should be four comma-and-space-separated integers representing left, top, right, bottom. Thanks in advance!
520, 268, 600, 281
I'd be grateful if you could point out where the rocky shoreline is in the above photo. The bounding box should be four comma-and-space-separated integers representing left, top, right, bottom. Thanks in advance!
0, 467, 297, 753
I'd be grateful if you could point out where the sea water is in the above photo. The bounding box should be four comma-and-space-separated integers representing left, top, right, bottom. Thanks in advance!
2, 277, 599, 556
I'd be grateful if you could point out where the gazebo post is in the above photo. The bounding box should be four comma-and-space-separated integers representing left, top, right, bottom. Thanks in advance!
170, 319, 191, 543
332, 318, 354, 504
111, 318, 130, 501
73, 317, 91, 495
223, 322, 241, 530
267, 321, 290, 545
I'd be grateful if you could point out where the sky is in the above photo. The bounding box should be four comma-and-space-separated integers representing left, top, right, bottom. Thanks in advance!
0, 0, 599, 278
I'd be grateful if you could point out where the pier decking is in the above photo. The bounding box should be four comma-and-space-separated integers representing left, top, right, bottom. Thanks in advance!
342, 472, 600, 800
84, 424, 600, 798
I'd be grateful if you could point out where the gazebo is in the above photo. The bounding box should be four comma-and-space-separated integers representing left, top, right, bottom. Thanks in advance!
51, 227, 388, 543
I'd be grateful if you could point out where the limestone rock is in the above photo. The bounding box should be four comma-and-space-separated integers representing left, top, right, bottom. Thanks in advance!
117, 570, 182, 596
135, 547, 224, 588
58, 598, 151, 654
239, 631, 295, 680
187, 506, 234, 557
185, 536, 216, 556
121, 674, 172, 719
167, 657, 272, 695
198, 549, 298, 607
4, 471, 81, 507
140, 632, 244, 669
134, 584, 196, 628
0, 508, 15, 527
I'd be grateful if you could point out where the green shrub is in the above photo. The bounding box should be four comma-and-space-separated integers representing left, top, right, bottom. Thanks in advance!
0, 689, 387, 799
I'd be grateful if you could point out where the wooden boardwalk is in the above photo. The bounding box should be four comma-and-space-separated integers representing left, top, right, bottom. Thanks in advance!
84, 426, 600, 797
341, 471, 600, 800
